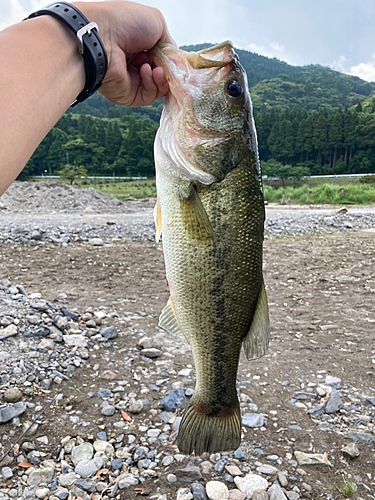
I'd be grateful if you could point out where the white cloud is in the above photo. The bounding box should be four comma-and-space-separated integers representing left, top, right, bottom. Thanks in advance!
349, 62, 375, 82
269, 42, 285, 54
331, 55, 347, 73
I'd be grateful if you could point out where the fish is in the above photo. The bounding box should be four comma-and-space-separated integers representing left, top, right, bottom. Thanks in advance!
152, 41, 270, 455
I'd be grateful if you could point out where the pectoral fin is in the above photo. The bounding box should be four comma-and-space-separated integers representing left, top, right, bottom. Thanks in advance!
154, 197, 162, 243
180, 185, 214, 247
243, 280, 270, 360
159, 297, 183, 337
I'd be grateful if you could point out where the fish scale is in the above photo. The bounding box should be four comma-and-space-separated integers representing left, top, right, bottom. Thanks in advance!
153, 41, 270, 455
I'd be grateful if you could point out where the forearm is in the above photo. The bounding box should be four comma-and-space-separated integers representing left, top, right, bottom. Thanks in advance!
0, 14, 85, 195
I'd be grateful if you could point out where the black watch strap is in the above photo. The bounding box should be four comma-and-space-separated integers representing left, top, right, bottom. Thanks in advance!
26, 2, 108, 107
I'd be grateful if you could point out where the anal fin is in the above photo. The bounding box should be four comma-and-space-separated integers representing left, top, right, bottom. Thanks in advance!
159, 297, 183, 337
242, 279, 270, 360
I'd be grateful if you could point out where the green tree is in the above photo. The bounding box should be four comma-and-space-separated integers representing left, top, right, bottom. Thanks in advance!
59, 164, 87, 185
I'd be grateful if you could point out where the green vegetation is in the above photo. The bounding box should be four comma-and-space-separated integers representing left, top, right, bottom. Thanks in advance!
264, 183, 375, 205
93, 179, 157, 199
58, 164, 87, 185
338, 475, 357, 497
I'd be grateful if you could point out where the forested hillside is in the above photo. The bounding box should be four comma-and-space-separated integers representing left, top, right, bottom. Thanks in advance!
24, 43, 375, 178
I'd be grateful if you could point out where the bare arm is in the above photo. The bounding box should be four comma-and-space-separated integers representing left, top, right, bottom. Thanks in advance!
0, 1, 173, 196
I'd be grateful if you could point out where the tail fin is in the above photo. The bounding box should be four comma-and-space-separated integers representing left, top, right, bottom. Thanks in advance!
177, 397, 241, 455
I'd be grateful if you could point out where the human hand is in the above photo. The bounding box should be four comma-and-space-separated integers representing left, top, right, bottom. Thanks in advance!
73, 1, 175, 106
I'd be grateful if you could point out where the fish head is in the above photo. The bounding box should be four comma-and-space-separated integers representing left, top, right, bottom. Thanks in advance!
153, 42, 258, 184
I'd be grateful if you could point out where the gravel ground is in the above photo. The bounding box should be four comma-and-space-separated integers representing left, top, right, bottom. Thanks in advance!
0, 181, 374, 500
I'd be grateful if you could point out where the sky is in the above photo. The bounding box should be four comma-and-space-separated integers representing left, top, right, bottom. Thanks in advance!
2, 0, 375, 82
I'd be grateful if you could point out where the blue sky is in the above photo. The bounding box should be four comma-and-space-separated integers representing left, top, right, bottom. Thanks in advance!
2, 0, 375, 81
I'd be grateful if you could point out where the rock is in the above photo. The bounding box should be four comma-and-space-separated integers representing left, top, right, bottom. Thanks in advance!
192, 482, 208, 500
100, 370, 117, 380
252, 491, 268, 500
206, 480, 229, 500
62, 334, 88, 347
344, 431, 374, 444
285, 492, 299, 500
134, 447, 148, 461
1, 324, 18, 337
159, 388, 186, 412
59, 472, 76, 487
93, 440, 114, 456
234, 473, 268, 497
27, 467, 55, 486
177, 488, 194, 500
1, 467, 13, 480
225, 465, 242, 476
0, 402, 27, 423
256, 464, 279, 475
342, 442, 360, 458
138, 336, 153, 349
75, 458, 102, 478
242, 413, 266, 428
325, 389, 343, 413
175, 466, 203, 482
118, 473, 138, 489
294, 451, 332, 466
129, 399, 143, 414
268, 483, 288, 500
234, 448, 247, 461
35, 487, 50, 499
140, 347, 162, 358
228, 490, 246, 500
74, 478, 96, 492
100, 325, 118, 339
89, 238, 103, 246
3, 388, 22, 403
71, 443, 94, 465
277, 471, 288, 487
325, 375, 341, 386
167, 473, 177, 483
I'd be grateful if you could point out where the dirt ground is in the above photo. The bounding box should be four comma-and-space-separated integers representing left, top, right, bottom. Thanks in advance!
0, 229, 375, 498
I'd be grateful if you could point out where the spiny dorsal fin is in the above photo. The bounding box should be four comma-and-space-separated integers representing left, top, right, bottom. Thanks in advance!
242, 279, 270, 360
159, 297, 183, 337
154, 197, 162, 243
180, 185, 214, 247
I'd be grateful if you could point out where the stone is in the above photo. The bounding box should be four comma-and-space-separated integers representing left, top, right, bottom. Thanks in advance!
252, 491, 268, 500
344, 431, 374, 444
118, 473, 138, 489
140, 347, 162, 358
256, 464, 279, 475
325, 390, 343, 413
63, 334, 88, 347
200, 461, 213, 474
101, 402, 115, 416
1, 467, 13, 480
177, 488, 194, 500
228, 490, 246, 500
206, 480, 229, 500
191, 482, 208, 500
71, 443, 94, 465
225, 465, 242, 476
294, 451, 332, 467
242, 413, 266, 428
0, 402, 27, 423
134, 446, 148, 461
268, 483, 288, 500
74, 478, 96, 492
325, 375, 341, 386
1, 324, 18, 337
233, 448, 247, 461
100, 370, 117, 380
138, 336, 153, 349
89, 238, 103, 246
159, 388, 186, 412
285, 492, 299, 500
75, 458, 101, 478
342, 442, 360, 458
129, 399, 144, 414
93, 440, 114, 456
167, 473, 177, 483
100, 325, 118, 339
35, 488, 50, 499
3, 388, 22, 403
27, 467, 55, 486
234, 473, 268, 497
59, 472, 76, 487
55, 490, 69, 500
277, 471, 288, 487
175, 467, 203, 482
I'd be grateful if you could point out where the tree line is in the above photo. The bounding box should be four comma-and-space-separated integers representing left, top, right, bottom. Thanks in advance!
23, 101, 375, 179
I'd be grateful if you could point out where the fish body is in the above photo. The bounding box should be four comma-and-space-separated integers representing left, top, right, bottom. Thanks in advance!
153, 42, 269, 455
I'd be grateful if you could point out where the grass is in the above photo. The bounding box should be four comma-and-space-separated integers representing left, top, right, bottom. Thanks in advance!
264, 183, 375, 205
338, 475, 357, 497
91, 179, 157, 199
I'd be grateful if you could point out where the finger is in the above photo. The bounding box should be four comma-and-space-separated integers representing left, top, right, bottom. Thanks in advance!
137, 63, 159, 105
152, 67, 169, 96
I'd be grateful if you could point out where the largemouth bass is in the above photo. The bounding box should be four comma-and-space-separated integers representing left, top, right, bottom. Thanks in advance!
152, 41, 270, 455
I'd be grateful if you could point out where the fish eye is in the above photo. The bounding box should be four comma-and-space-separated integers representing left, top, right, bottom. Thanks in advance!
226, 80, 243, 98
